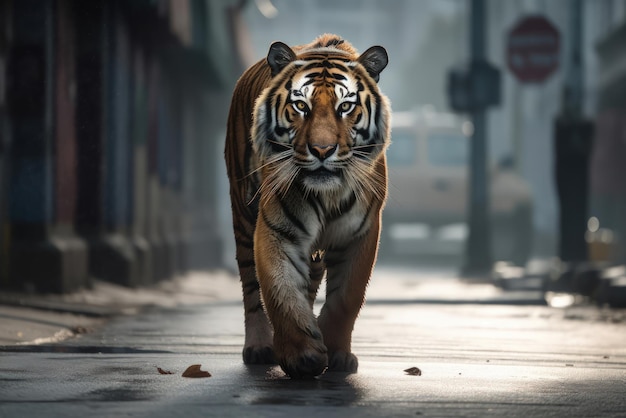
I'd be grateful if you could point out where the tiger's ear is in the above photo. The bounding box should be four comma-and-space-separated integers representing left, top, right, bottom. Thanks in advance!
267, 41, 296, 77
358, 46, 388, 83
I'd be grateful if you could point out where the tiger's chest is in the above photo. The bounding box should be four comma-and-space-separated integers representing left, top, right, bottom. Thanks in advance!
278, 187, 373, 251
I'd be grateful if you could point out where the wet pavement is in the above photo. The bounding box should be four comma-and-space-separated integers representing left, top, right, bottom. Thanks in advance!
1, 265, 625, 417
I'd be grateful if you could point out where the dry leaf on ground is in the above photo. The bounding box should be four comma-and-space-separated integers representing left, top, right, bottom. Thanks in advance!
157, 367, 174, 375
404, 367, 422, 376
182, 364, 211, 378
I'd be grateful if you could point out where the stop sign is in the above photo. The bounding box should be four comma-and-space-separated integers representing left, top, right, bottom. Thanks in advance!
507, 15, 560, 83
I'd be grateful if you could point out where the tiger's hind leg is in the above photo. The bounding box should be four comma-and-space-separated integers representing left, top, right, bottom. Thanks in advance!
233, 219, 275, 365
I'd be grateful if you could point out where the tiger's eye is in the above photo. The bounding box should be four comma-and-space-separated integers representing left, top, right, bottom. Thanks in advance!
293, 101, 309, 113
339, 102, 355, 114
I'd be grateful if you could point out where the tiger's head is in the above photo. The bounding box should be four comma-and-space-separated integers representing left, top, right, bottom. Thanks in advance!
251, 35, 391, 202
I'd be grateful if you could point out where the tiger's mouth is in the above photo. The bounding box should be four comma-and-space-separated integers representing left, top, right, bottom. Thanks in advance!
300, 167, 343, 190
309, 167, 340, 178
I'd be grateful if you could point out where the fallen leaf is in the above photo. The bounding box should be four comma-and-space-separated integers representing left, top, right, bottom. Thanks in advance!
404, 367, 422, 376
182, 364, 211, 378
157, 367, 174, 375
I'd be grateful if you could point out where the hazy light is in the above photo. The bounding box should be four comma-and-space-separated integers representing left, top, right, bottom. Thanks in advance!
436, 223, 468, 241
587, 216, 599, 232
545, 292, 576, 308
462, 121, 474, 137
390, 223, 430, 240
255, 0, 278, 18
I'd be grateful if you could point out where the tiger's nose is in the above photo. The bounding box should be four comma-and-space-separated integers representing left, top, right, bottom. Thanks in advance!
308, 143, 338, 161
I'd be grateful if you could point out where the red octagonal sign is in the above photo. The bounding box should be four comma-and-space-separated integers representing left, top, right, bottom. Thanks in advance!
507, 15, 560, 83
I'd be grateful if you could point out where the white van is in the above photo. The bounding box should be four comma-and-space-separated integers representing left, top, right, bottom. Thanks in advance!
382, 109, 533, 266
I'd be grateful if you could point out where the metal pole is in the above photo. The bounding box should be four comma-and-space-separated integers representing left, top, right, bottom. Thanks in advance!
566, 0, 583, 117
463, 0, 492, 276
554, 0, 591, 267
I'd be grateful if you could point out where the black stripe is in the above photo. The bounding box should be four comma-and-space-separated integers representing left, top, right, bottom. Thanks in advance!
300, 54, 352, 63
261, 94, 274, 131
327, 192, 357, 222
325, 256, 346, 269
234, 222, 254, 238
306, 194, 324, 225
330, 62, 350, 72
273, 95, 282, 131
300, 62, 328, 72
356, 143, 376, 154
234, 224, 254, 248
246, 301, 264, 314
301, 77, 317, 87
354, 202, 375, 237
238, 259, 255, 269
364, 96, 372, 122
284, 251, 309, 282
324, 244, 349, 268
235, 237, 254, 249
373, 96, 382, 137
261, 210, 298, 243
270, 135, 288, 148
243, 280, 260, 296
279, 199, 308, 236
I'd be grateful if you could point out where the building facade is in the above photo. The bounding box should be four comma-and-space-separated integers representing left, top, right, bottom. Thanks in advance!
0, 0, 247, 292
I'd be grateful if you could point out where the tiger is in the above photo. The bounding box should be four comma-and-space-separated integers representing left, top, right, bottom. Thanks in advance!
224, 34, 391, 379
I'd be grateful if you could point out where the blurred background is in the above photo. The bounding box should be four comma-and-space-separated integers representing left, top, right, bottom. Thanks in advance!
0, 0, 625, 297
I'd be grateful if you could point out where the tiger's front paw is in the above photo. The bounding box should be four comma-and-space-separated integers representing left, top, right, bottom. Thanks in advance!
279, 346, 328, 379
275, 332, 328, 379
328, 350, 358, 373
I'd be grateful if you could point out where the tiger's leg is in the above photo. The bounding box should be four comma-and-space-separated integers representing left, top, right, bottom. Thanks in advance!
307, 251, 326, 309
254, 219, 328, 378
317, 215, 382, 373
232, 215, 275, 364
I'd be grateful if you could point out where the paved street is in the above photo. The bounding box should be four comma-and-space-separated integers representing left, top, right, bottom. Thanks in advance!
1, 265, 625, 417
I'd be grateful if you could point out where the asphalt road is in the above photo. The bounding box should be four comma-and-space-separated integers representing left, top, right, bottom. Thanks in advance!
1, 266, 625, 417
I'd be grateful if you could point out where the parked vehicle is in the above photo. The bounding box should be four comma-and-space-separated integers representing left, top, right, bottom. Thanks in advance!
382, 109, 533, 266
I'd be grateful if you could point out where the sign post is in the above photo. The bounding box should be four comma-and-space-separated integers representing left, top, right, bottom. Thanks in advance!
446, 0, 502, 276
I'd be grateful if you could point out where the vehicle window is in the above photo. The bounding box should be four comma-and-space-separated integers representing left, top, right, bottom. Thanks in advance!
388, 130, 417, 166
427, 133, 468, 166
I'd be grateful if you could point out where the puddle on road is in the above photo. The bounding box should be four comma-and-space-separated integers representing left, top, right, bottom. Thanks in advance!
241, 366, 366, 407
88, 385, 155, 402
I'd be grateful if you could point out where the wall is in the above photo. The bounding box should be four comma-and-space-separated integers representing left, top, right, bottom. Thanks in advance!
0, 0, 246, 293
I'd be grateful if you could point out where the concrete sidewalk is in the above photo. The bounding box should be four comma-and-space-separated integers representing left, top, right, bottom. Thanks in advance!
0, 264, 542, 347
0, 264, 621, 348
0, 270, 242, 346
